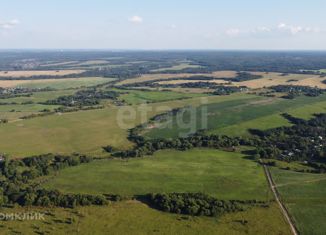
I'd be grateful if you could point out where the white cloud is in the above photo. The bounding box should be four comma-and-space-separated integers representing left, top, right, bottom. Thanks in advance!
129, 16, 143, 24
0, 19, 20, 29
277, 23, 321, 35
226, 28, 240, 37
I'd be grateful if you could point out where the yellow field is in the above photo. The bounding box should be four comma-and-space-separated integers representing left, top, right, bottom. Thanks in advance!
0, 77, 108, 88
147, 72, 326, 89
234, 72, 326, 89
157, 79, 230, 85
118, 71, 237, 85
0, 69, 85, 78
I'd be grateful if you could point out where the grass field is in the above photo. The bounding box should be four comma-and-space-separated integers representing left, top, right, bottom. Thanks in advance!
234, 72, 326, 89
118, 71, 237, 85
119, 89, 206, 105
45, 149, 271, 200
151, 63, 202, 72
144, 94, 326, 139
271, 168, 326, 235
0, 93, 252, 157
0, 70, 85, 77
0, 77, 114, 89
0, 201, 291, 235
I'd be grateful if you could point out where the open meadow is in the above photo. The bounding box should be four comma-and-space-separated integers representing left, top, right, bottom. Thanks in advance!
0, 93, 252, 157
44, 149, 271, 200
0, 70, 85, 78
143, 94, 326, 139
0, 201, 291, 235
271, 168, 326, 235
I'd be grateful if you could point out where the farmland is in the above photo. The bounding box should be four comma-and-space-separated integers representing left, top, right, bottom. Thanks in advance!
143, 94, 326, 139
0, 51, 325, 235
0, 77, 114, 88
0, 69, 85, 78
44, 149, 271, 200
0, 93, 252, 157
0, 201, 291, 235
271, 168, 326, 235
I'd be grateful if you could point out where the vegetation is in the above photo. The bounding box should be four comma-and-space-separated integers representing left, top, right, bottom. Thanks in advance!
270, 85, 325, 99
271, 168, 326, 235
147, 193, 264, 217
43, 89, 120, 107
45, 149, 270, 200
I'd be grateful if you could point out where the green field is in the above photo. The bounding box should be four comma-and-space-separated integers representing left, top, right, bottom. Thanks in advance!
271, 168, 326, 235
119, 89, 206, 105
144, 95, 326, 139
0, 94, 254, 157
151, 62, 202, 72
44, 149, 271, 200
16, 77, 115, 89
0, 201, 291, 235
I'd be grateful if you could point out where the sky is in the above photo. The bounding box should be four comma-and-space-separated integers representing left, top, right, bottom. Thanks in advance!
1, 0, 326, 50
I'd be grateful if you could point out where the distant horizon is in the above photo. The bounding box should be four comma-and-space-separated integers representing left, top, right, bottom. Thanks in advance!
1, 0, 326, 50
1, 49, 326, 52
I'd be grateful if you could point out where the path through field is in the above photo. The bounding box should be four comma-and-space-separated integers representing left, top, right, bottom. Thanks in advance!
263, 164, 299, 235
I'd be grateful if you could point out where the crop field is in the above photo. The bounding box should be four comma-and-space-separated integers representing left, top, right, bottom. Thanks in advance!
0, 51, 326, 235
0, 77, 114, 89
117, 70, 237, 85
0, 201, 291, 235
234, 72, 326, 89
0, 70, 85, 78
143, 94, 326, 139
45, 149, 271, 200
271, 168, 326, 235
151, 62, 202, 72
119, 89, 206, 105
0, 94, 251, 157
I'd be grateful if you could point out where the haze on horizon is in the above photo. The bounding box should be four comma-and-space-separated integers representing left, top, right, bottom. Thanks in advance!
1, 0, 326, 50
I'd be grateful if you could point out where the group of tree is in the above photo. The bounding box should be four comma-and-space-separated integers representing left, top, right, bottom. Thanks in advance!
251, 113, 326, 166
43, 89, 120, 107
0, 153, 115, 208
147, 193, 265, 217
111, 133, 247, 158
270, 85, 325, 99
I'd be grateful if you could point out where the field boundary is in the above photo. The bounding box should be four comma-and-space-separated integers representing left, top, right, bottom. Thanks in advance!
263, 164, 299, 235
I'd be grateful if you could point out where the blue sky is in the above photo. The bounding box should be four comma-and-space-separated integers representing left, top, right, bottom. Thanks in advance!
1, 0, 326, 49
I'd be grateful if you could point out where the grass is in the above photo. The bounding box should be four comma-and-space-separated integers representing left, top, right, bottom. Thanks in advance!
144, 94, 326, 139
0, 93, 253, 157
44, 149, 271, 200
118, 71, 237, 85
0, 70, 85, 77
15, 77, 115, 89
0, 77, 114, 89
0, 201, 291, 235
151, 63, 202, 72
233, 72, 325, 89
0, 90, 77, 103
271, 168, 326, 235
119, 89, 206, 105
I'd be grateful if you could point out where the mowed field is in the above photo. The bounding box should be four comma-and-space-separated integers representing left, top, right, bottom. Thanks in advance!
0, 201, 291, 235
151, 62, 202, 72
0, 94, 248, 157
153, 72, 326, 89
271, 168, 326, 235
234, 72, 326, 89
0, 77, 114, 88
44, 149, 271, 200
143, 94, 326, 139
117, 71, 237, 85
119, 89, 206, 105
0, 69, 85, 77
